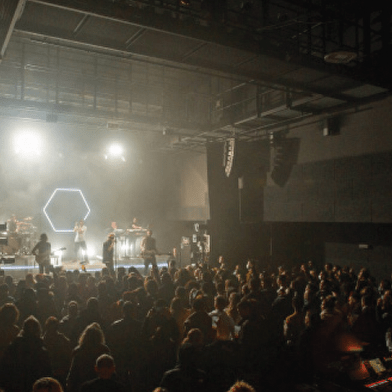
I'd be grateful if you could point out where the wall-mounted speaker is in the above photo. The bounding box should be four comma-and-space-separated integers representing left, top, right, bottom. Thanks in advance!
323, 117, 341, 136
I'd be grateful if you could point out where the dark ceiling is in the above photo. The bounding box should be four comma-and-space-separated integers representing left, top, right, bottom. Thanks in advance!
0, 0, 391, 153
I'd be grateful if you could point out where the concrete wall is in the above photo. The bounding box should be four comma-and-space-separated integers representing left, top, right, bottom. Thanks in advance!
264, 96, 392, 223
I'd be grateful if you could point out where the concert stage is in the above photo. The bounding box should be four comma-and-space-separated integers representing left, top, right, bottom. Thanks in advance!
0, 254, 172, 280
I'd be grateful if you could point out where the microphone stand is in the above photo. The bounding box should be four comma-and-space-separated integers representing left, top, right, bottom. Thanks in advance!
113, 237, 118, 274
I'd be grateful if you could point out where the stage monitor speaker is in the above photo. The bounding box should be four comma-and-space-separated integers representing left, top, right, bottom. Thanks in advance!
1, 256, 15, 264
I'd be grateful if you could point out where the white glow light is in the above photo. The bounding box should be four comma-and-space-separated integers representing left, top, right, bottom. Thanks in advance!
105, 143, 126, 162
108, 143, 123, 157
84, 246, 96, 258
14, 131, 43, 157
43, 188, 91, 233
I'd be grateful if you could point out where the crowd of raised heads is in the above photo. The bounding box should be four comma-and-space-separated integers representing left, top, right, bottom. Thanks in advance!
0, 258, 391, 392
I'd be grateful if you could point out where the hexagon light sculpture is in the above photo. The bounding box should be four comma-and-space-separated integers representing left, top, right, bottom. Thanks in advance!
43, 188, 91, 232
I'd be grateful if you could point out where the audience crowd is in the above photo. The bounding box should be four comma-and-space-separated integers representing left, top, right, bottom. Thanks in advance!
0, 257, 390, 392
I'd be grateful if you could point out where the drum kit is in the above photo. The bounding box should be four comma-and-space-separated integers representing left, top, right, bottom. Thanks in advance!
2, 216, 38, 255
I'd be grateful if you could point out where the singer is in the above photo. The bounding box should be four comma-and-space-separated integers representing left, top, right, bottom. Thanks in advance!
103, 233, 116, 273
73, 219, 88, 264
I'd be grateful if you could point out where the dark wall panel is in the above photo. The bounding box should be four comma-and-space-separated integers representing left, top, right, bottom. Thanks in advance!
265, 149, 392, 223
325, 243, 392, 282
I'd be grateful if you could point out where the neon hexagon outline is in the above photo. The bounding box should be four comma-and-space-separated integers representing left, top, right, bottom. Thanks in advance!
43, 188, 91, 233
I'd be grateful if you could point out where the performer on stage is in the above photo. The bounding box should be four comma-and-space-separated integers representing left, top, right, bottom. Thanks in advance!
105, 221, 118, 236
31, 233, 51, 274
131, 217, 143, 230
7, 214, 18, 233
73, 219, 88, 264
140, 229, 158, 274
127, 217, 147, 257
103, 233, 116, 274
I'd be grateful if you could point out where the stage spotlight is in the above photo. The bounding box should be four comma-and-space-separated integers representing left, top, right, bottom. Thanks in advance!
13, 131, 44, 157
104, 143, 126, 162
109, 143, 123, 157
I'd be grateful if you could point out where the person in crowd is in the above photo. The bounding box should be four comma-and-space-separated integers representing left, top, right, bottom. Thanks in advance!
106, 301, 143, 388
227, 380, 256, 392
15, 287, 38, 327
73, 297, 106, 340
225, 292, 242, 325
351, 294, 383, 350
59, 301, 79, 347
0, 315, 52, 392
43, 316, 73, 387
52, 274, 68, 314
4, 275, 17, 298
168, 259, 178, 280
80, 354, 125, 392
284, 295, 305, 347
0, 282, 15, 307
209, 295, 235, 340
170, 297, 190, 343
160, 343, 206, 392
66, 322, 110, 392
25, 273, 36, 289
142, 299, 179, 387
237, 298, 274, 376
36, 288, 59, 328
33, 377, 64, 392
0, 303, 20, 361
158, 273, 176, 305
3, 257, 392, 392
184, 297, 214, 344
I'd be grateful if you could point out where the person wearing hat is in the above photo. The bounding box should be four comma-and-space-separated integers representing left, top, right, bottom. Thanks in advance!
103, 233, 116, 274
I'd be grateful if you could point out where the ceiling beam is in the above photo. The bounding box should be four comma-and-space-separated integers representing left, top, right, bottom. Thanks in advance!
0, 96, 204, 133
0, 0, 26, 62
14, 28, 362, 107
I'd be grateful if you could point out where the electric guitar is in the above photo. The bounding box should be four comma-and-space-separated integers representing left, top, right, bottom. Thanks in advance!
140, 250, 172, 258
34, 247, 66, 264
140, 249, 158, 258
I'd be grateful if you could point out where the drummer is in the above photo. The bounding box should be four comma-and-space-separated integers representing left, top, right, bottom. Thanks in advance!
15, 217, 32, 234
7, 215, 18, 233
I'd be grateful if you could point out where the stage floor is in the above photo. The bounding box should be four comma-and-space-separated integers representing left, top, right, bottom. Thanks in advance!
0, 254, 172, 280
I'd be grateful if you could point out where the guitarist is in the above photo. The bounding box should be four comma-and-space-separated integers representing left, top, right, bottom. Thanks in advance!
140, 229, 158, 274
31, 233, 51, 274
103, 233, 116, 274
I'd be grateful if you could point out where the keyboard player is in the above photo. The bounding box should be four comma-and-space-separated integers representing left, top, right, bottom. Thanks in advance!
127, 217, 147, 257
131, 217, 143, 231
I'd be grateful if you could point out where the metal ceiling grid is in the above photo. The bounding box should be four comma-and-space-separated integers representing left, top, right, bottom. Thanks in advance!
342, 84, 389, 99
236, 54, 300, 80
127, 29, 202, 61
19, 2, 82, 36
184, 43, 256, 69
304, 96, 347, 109
277, 68, 329, 84
0, 0, 390, 153
309, 75, 361, 92
73, 17, 142, 48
